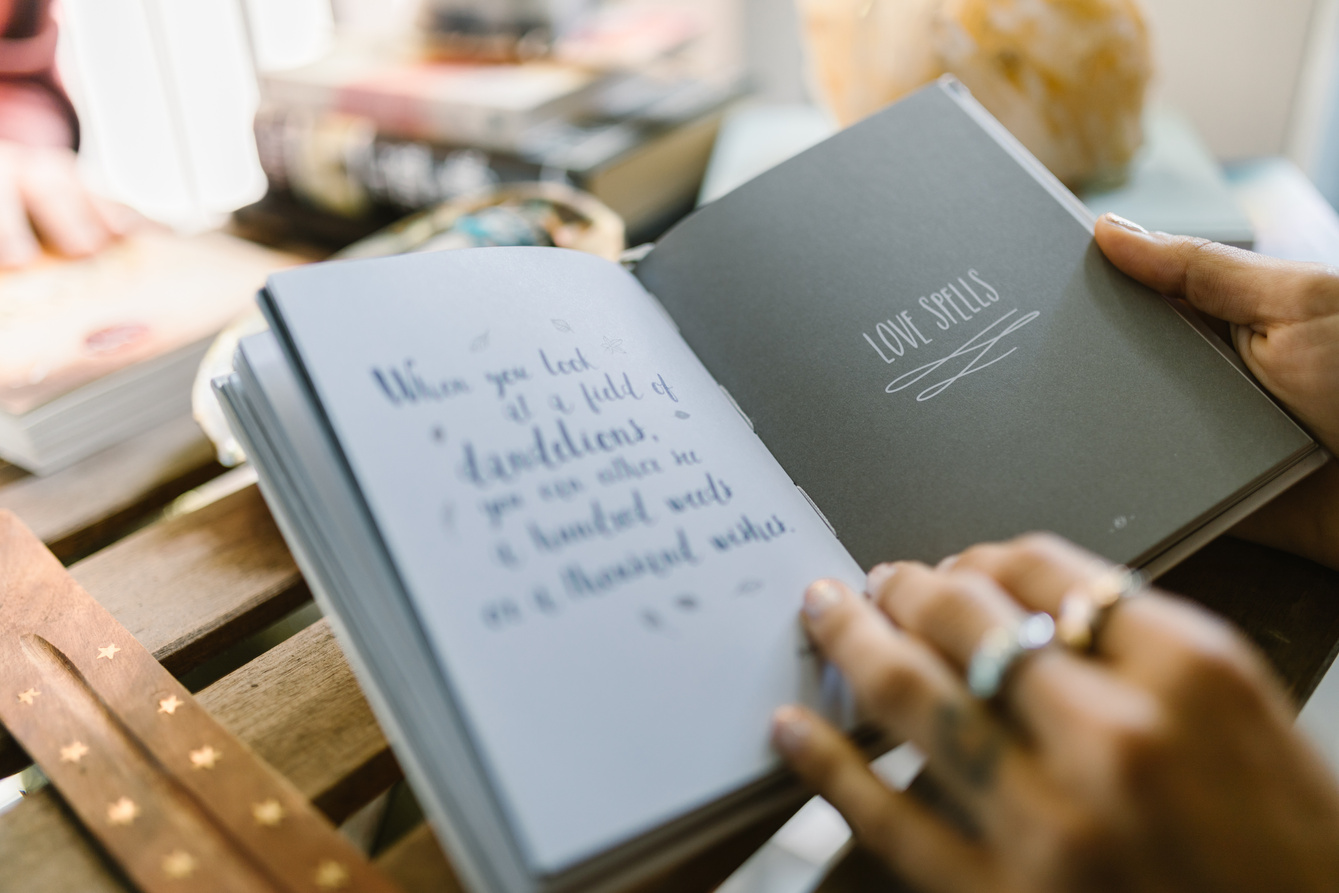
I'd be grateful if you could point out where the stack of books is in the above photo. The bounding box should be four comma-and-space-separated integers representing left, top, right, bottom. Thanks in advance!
0, 231, 299, 474
248, 21, 741, 247
1079, 106, 1256, 249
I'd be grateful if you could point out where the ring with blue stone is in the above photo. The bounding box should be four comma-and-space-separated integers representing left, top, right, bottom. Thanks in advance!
967, 612, 1057, 701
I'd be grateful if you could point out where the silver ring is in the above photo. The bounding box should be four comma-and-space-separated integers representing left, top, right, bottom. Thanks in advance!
1056, 566, 1147, 653
967, 612, 1056, 700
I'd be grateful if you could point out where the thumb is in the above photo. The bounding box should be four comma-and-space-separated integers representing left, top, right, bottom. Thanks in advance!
1094, 214, 1333, 328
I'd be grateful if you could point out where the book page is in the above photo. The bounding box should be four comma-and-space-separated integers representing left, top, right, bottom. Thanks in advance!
637, 80, 1313, 572
264, 247, 863, 873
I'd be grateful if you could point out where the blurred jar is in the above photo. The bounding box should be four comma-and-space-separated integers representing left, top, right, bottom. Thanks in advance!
796, 0, 1154, 188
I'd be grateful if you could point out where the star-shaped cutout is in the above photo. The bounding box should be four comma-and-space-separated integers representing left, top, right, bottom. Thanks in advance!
60, 741, 89, 763
161, 850, 197, 879
97, 643, 121, 661
189, 745, 221, 770
107, 796, 139, 826
16, 687, 39, 706
251, 799, 285, 827
314, 860, 350, 890
158, 695, 183, 715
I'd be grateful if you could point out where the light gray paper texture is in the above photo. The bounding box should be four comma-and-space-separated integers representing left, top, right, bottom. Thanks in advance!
262, 247, 862, 874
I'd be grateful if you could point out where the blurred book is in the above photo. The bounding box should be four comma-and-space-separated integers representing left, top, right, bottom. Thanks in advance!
698, 103, 1254, 251
417, 0, 702, 67
1225, 158, 1339, 265
419, 0, 598, 44
0, 231, 300, 474
697, 103, 837, 206
551, 4, 705, 71
251, 77, 743, 245
1080, 107, 1255, 249
259, 46, 609, 152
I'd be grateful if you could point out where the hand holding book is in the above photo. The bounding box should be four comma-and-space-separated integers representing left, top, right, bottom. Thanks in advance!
218, 81, 1328, 892
773, 233, 1339, 892
1095, 214, 1339, 572
776, 532, 1339, 893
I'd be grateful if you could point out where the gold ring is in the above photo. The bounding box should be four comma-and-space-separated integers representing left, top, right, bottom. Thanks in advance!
1055, 566, 1145, 653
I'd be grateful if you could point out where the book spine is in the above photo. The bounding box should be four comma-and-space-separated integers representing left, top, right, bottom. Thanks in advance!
262, 66, 606, 152
253, 107, 549, 217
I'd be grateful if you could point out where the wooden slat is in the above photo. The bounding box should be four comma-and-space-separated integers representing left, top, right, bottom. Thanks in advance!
1162, 536, 1339, 704
203, 621, 399, 820
6, 504, 1334, 893
0, 460, 26, 488
0, 414, 225, 563
69, 484, 304, 674
376, 824, 466, 893
0, 484, 306, 776
0, 602, 784, 893
0, 619, 400, 893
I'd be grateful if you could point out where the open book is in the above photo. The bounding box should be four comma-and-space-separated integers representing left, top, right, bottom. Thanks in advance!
215, 78, 1323, 893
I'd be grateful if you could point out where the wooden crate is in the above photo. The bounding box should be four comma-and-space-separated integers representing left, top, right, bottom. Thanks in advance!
0, 413, 1336, 892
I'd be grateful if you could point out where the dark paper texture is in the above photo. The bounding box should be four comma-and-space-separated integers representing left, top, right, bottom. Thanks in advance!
637, 81, 1314, 569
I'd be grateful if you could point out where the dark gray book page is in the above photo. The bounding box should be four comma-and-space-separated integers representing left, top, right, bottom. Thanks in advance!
261, 247, 861, 875
635, 80, 1314, 570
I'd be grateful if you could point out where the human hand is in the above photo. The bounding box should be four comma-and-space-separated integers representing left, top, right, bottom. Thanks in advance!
0, 141, 139, 268
773, 534, 1339, 893
1095, 214, 1339, 570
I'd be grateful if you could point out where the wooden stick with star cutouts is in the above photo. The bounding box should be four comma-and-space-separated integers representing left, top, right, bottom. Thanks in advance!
0, 511, 400, 893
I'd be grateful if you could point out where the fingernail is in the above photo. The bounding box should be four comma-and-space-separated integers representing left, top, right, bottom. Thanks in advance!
937, 553, 959, 572
866, 563, 898, 596
772, 706, 812, 756
803, 580, 845, 620
1103, 213, 1149, 235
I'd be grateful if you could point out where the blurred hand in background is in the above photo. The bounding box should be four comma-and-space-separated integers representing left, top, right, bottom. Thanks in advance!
0, 0, 137, 268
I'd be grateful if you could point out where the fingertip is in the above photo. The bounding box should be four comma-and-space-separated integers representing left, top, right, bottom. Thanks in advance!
803, 578, 852, 622
1098, 212, 1149, 236
771, 705, 815, 758
1094, 213, 1161, 267
866, 563, 899, 598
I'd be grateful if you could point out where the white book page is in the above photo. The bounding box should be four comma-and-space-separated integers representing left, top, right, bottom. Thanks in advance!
267, 247, 864, 873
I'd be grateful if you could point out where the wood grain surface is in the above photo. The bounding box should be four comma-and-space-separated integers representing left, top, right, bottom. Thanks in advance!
1163, 537, 1339, 705
0, 461, 26, 489
1, 419, 1336, 893
0, 484, 306, 777
0, 414, 224, 563
0, 619, 401, 893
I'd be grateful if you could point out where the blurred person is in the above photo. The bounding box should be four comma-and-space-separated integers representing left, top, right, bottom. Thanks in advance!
774, 214, 1339, 892
0, 0, 133, 268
